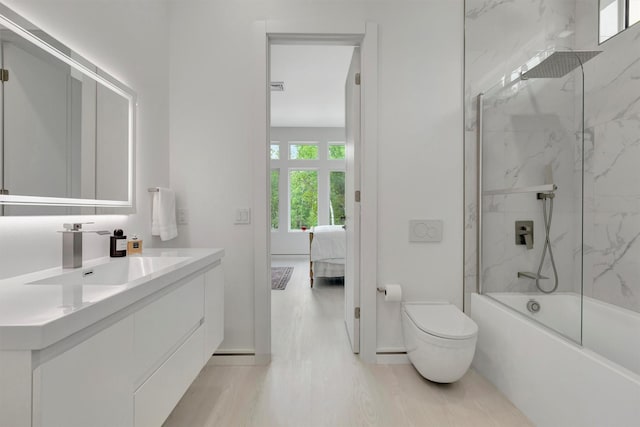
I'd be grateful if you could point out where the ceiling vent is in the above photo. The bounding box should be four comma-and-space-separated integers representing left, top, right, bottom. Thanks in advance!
270, 81, 285, 92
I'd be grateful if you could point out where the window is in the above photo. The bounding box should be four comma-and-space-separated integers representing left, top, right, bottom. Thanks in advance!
271, 169, 279, 229
289, 170, 317, 230
631, 0, 640, 26
329, 171, 345, 225
328, 143, 346, 160
600, 0, 640, 43
270, 136, 345, 233
270, 143, 280, 160
289, 143, 318, 160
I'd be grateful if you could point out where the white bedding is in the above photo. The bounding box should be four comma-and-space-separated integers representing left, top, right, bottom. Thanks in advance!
312, 261, 345, 278
310, 225, 345, 263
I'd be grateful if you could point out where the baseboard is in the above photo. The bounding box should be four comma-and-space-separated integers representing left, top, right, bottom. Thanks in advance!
376, 347, 409, 364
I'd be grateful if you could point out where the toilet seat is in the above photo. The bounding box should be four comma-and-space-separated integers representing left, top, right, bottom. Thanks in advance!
403, 303, 478, 340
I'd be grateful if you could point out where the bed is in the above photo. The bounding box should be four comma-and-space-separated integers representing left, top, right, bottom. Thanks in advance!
309, 225, 345, 287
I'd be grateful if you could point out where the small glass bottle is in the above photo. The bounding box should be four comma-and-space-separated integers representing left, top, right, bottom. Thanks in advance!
128, 234, 143, 254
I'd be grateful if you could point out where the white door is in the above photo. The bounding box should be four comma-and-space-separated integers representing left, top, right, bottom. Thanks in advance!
344, 47, 361, 353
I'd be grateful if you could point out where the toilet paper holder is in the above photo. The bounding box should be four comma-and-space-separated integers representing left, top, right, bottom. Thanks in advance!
378, 284, 403, 302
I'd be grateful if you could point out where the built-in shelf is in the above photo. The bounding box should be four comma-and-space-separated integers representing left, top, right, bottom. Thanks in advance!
483, 184, 557, 196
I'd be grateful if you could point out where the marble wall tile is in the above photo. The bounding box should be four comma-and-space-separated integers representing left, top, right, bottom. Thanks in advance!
576, 1, 640, 313
586, 212, 640, 311
464, 0, 580, 312
474, 88, 581, 299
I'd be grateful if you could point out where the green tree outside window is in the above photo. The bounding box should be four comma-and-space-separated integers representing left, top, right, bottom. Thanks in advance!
329, 171, 345, 225
329, 144, 345, 160
290, 144, 318, 160
289, 170, 317, 229
271, 169, 279, 229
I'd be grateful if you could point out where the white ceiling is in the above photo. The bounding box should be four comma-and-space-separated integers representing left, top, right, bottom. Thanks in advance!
270, 45, 355, 128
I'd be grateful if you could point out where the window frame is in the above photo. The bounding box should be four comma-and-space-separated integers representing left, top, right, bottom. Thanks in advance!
599, 0, 639, 44
269, 139, 345, 233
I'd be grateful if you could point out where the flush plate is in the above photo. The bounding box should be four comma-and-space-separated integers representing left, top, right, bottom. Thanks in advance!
409, 220, 443, 242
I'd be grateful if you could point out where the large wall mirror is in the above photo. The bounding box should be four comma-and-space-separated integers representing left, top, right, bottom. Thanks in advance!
0, 3, 135, 215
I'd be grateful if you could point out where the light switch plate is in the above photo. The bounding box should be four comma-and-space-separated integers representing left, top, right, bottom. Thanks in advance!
177, 208, 189, 225
235, 208, 251, 224
409, 220, 443, 242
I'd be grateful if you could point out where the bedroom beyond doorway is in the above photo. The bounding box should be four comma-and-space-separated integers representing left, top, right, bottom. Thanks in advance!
269, 42, 358, 355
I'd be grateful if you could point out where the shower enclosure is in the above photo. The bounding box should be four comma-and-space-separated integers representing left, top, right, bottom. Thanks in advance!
478, 49, 640, 377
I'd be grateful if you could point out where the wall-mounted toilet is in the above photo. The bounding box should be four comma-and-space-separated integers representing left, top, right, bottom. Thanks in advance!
401, 301, 478, 383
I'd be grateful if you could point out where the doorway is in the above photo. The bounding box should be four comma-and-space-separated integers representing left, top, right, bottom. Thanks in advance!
252, 23, 378, 364
268, 42, 361, 356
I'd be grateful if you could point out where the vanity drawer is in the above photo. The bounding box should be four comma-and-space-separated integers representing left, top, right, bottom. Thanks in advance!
32, 317, 134, 427
134, 275, 204, 384
134, 324, 204, 427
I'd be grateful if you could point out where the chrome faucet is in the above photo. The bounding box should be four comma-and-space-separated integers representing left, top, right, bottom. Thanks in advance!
60, 223, 110, 268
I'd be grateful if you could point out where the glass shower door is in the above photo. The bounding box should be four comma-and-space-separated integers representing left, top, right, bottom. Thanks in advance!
479, 58, 584, 344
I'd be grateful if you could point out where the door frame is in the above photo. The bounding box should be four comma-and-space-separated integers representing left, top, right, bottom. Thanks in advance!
251, 21, 378, 364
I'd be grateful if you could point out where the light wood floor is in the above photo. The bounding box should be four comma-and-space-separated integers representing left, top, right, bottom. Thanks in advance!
164, 255, 532, 427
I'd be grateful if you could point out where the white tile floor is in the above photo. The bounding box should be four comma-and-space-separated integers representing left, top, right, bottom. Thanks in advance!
164, 255, 532, 427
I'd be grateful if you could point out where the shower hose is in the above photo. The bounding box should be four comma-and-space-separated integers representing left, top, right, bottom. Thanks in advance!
536, 193, 559, 293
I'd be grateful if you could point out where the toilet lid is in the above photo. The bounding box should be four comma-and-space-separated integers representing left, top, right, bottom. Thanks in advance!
404, 303, 478, 340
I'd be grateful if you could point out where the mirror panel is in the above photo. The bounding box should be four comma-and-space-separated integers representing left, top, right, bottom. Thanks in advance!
0, 2, 135, 214
96, 83, 130, 202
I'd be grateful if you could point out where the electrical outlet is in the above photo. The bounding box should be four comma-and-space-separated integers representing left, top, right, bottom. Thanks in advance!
177, 208, 189, 225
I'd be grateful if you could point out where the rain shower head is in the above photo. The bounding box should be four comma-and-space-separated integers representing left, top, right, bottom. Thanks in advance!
521, 51, 601, 79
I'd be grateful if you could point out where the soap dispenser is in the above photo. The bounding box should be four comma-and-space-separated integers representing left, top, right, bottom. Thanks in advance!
110, 229, 127, 257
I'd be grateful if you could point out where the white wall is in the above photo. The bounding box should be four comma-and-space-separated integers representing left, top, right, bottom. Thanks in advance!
0, 0, 171, 279
168, 0, 464, 352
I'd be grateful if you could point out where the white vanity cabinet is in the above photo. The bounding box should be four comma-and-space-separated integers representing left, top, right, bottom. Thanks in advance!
32, 317, 135, 427
0, 249, 224, 427
132, 273, 207, 427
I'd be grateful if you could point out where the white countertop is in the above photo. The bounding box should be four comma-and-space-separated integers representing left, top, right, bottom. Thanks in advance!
0, 248, 224, 351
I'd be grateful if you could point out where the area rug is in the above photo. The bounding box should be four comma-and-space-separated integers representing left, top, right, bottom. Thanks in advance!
272, 267, 293, 290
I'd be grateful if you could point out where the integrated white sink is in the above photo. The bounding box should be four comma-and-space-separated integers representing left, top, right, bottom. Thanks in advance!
23, 257, 192, 312
0, 248, 224, 350
28, 256, 192, 286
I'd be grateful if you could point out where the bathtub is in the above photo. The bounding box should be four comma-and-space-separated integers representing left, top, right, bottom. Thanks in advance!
471, 293, 640, 427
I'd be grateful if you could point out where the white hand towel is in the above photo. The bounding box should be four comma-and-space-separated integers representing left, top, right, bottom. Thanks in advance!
151, 187, 178, 241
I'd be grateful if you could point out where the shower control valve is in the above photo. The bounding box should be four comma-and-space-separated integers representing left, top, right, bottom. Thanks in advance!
515, 220, 534, 250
